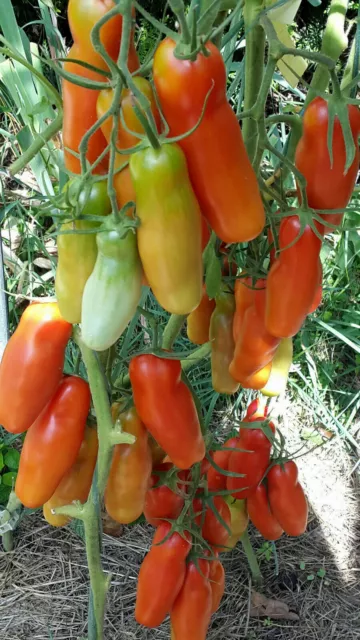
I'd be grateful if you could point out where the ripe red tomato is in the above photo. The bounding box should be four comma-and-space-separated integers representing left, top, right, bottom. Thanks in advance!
227, 416, 275, 500
15, 376, 90, 508
170, 558, 212, 640
295, 97, 360, 231
135, 522, 191, 627
144, 463, 184, 527
0, 302, 72, 434
247, 483, 283, 541
194, 496, 231, 548
267, 461, 308, 536
209, 555, 225, 613
207, 437, 239, 492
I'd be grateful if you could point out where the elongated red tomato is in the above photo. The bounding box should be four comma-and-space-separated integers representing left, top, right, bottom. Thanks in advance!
153, 38, 264, 244
230, 280, 280, 383
227, 413, 275, 500
265, 214, 322, 338
15, 376, 90, 508
207, 437, 239, 491
171, 559, 212, 640
135, 522, 191, 627
246, 397, 269, 420
64, 1, 139, 174
209, 556, 225, 613
232, 276, 255, 342
105, 404, 152, 524
247, 483, 283, 541
129, 354, 205, 469
63, 46, 109, 174
295, 97, 360, 231
0, 302, 72, 434
193, 496, 231, 548
43, 426, 98, 527
267, 461, 308, 536
144, 463, 184, 527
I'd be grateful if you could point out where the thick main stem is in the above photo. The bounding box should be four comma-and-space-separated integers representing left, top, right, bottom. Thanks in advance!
242, 0, 265, 162
240, 528, 263, 586
73, 327, 133, 495
306, 0, 349, 104
84, 495, 110, 640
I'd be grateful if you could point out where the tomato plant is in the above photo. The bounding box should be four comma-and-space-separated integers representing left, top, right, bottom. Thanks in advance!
2, 0, 357, 637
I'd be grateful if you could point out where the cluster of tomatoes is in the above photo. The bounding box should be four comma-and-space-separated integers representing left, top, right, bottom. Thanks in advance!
129, 396, 307, 637
0, 302, 98, 520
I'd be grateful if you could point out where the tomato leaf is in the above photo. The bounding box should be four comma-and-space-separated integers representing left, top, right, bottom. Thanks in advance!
0, 483, 11, 505
4, 449, 20, 471
205, 251, 222, 300
2, 471, 17, 487
0, 451, 4, 472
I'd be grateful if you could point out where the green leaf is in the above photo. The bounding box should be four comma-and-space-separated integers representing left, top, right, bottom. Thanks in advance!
0, 451, 4, 472
299, 561, 306, 570
4, 449, 20, 471
205, 255, 222, 300
307, 573, 315, 581
0, 484, 11, 505
317, 568, 326, 578
2, 471, 17, 487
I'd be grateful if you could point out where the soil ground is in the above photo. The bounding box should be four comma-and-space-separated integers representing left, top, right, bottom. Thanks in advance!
0, 395, 359, 640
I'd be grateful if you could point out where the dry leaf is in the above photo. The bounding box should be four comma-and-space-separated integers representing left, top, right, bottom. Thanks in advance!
102, 512, 124, 538
33, 257, 53, 270
250, 590, 299, 621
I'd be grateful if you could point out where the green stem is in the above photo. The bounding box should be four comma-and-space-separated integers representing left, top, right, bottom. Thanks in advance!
242, 0, 266, 161
168, 0, 191, 44
341, 34, 358, 97
9, 112, 63, 176
240, 528, 263, 586
73, 327, 133, 495
181, 342, 211, 372
306, 0, 349, 104
90, 5, 123, 77
83, 495, 110, 640
54, 495, 109, 640
162, 314, 187, 350
0, 491, 22, 552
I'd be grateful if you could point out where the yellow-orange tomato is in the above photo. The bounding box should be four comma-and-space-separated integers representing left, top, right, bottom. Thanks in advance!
43, 426, 98, 527
105, 404, 152, 524
96, 77, 160, 209
68, 0, 139, 69
187, 285, 215, 345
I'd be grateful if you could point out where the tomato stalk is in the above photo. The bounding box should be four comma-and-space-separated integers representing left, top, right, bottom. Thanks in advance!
162, 314, 187, 350
240, 528, 263, 586
306, 0, 349, 105
242, 0, 265, 162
